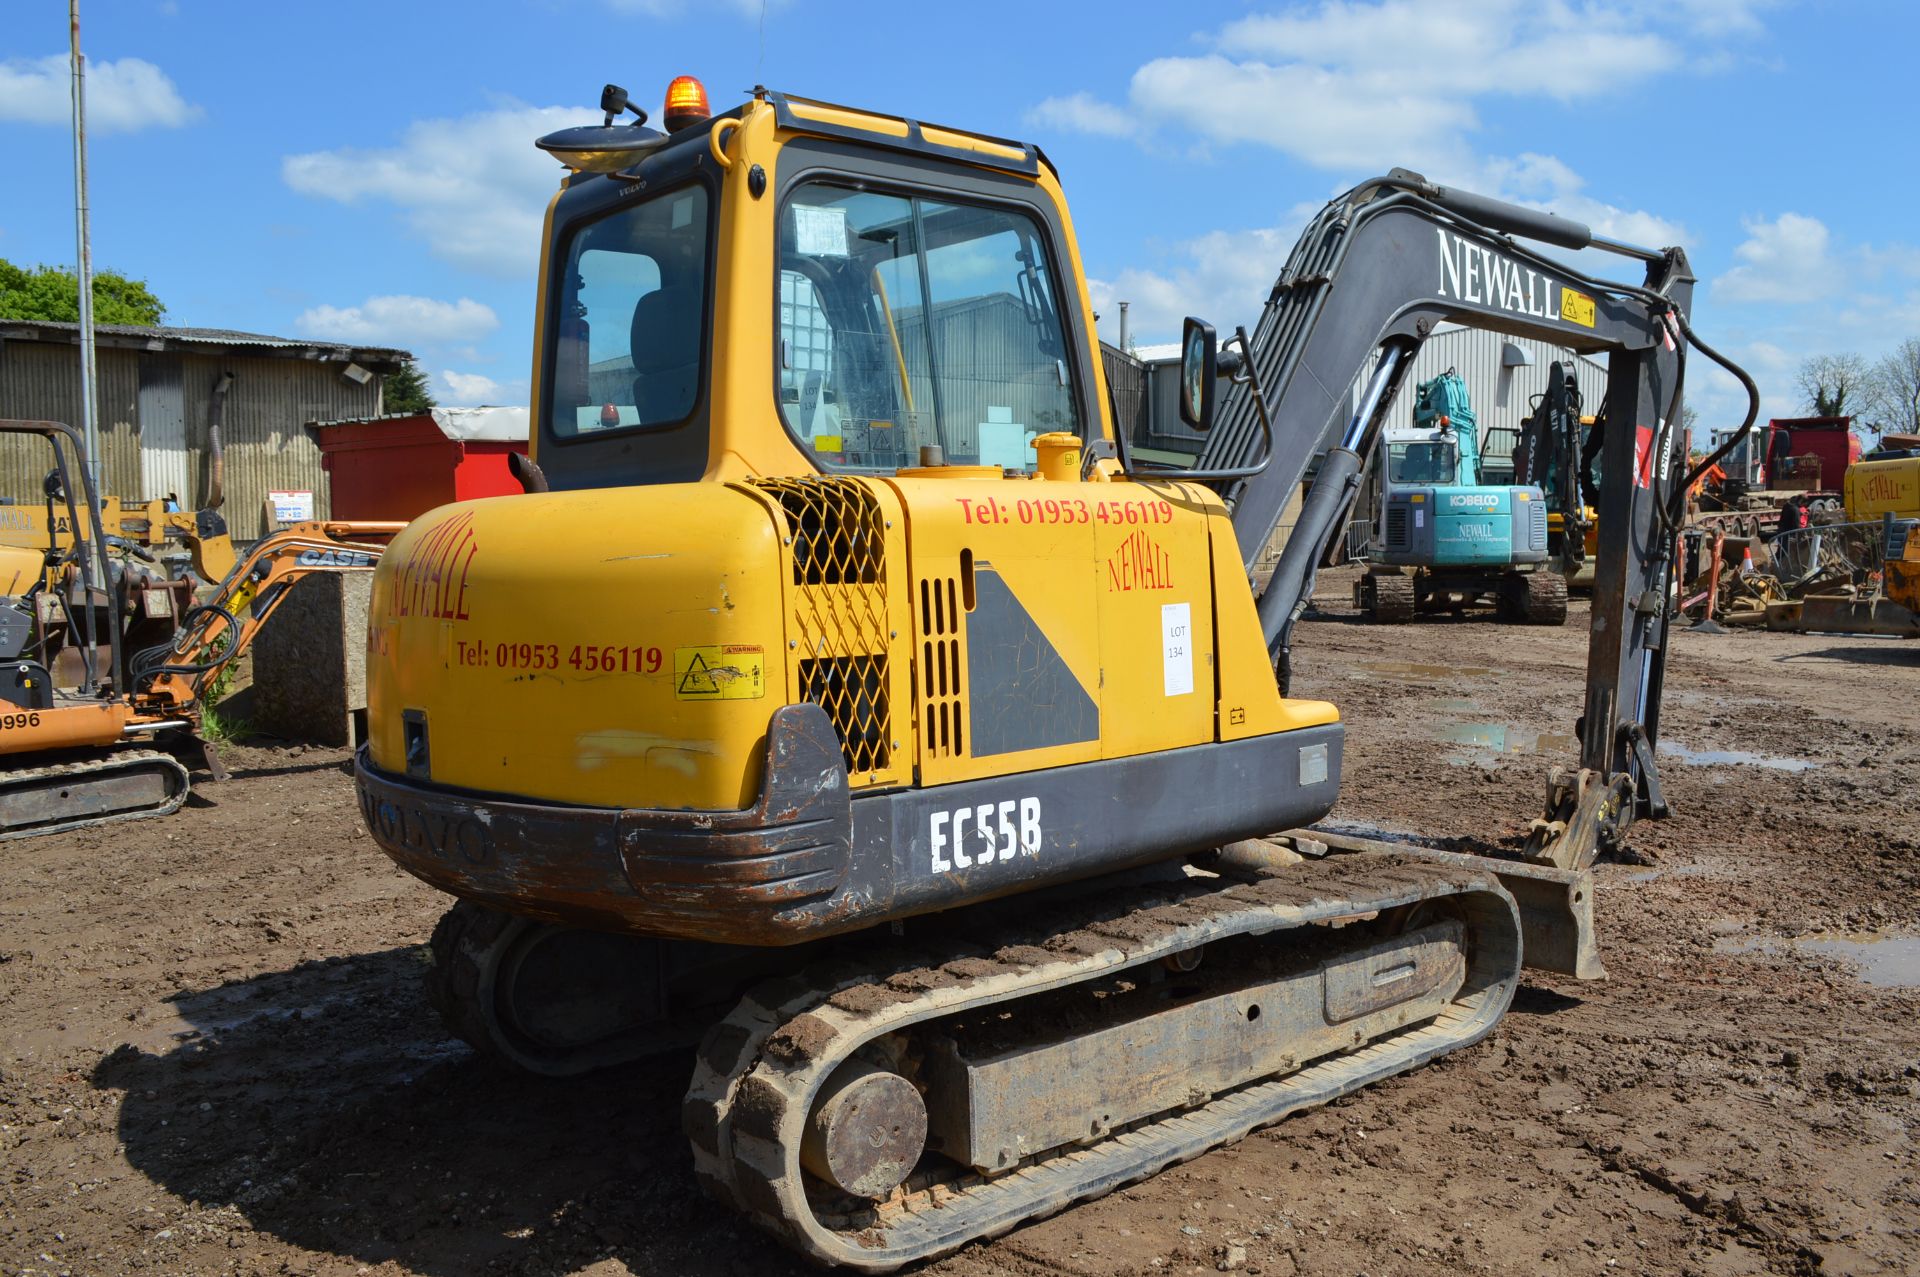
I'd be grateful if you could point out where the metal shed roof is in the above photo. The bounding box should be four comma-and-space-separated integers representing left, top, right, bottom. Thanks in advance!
0, 319, 411, 364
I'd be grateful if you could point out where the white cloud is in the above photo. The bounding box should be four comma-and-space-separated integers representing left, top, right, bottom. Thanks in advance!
1713, 213, 1837, 304
1131, 54, 1479, 171
439, 370, 505, 404
1090, 207, 1321, 348
0, 53, 201, 133
1027, 92, 1134, 139
296, 295, 499, 347
1090, 148, 1695, 351
283, 104, 582, 276
1040, 1, 1764, 176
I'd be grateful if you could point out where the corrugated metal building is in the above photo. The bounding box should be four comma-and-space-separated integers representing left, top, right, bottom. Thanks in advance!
1106, 327, 1606, 564
1386, 323, 1608, 482
0, 320, 409, 539
1109, 328, 1606, 473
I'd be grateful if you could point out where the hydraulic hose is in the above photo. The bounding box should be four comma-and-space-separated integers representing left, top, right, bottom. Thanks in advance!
131, 602, 239, 685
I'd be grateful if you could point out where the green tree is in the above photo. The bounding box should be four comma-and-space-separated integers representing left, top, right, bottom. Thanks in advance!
383, 359, 435, 414
0, 258, 165, 325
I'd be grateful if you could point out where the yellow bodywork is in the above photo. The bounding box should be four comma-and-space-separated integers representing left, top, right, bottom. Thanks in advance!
0, 496, 238, 586
1845, 453, 1920, 523
368, 94, 1336, 814
369, 469, 1336, 811
1889, 536, 1920, 615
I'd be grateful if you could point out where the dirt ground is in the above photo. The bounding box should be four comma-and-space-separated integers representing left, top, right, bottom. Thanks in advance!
4, 567, 1917, 1277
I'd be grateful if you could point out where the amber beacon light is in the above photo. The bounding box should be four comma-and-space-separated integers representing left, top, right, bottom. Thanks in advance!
663, 76, 711, 132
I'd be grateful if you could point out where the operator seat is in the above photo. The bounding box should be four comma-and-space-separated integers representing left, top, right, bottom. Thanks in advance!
629, 283, 700, 423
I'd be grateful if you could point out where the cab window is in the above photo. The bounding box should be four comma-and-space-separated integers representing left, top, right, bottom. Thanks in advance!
777, 181, 1080, 474
546, 185, 711, 438
1389, 441, 1459, 485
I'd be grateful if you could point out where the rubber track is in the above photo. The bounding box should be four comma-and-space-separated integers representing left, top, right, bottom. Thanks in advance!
0, 750, 190, 840
1370, 573, 1416, 623
1524, 571, 1569, 625
684, 852, 1520, 1270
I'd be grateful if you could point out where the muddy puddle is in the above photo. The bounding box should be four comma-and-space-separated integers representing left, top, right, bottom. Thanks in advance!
1715, 929, 1920, 987
1658, 740, 1818, 772
1435, 722, 1580, 759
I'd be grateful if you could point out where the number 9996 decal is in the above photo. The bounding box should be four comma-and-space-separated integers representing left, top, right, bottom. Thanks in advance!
929, 796, 1042, 875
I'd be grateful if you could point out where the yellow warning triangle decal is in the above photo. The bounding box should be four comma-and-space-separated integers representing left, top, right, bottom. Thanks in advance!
677, 652, 721, 696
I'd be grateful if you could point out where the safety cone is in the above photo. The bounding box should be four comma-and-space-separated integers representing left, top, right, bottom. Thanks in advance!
1739, 547, 1755, 576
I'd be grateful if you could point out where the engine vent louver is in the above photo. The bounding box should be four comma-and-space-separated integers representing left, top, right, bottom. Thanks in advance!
1385, 505, 1410, 550
919, 575, 964, 759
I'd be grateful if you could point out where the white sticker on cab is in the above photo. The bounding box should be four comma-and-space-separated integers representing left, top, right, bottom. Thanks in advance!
1162, 601, 1193, 697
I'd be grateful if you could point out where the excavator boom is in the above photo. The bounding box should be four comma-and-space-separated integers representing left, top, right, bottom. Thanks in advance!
1174, 169, 1740, 866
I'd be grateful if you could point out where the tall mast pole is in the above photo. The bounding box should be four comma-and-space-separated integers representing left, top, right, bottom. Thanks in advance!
70, 0, 103, 495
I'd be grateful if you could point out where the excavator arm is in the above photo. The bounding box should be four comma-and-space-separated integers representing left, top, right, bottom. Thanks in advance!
1173, 169, 1758, 869
134, 520, 403, 715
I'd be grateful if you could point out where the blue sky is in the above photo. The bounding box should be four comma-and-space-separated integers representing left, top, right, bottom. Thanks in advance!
4, 0, 1916, 435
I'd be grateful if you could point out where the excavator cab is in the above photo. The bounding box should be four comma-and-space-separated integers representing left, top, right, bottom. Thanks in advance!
354, 79, 1756, 1271
1388, 439, 1457, 485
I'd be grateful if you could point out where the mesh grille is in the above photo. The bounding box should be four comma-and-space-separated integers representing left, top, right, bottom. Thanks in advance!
750, 476, 885, 585
919, 576, 964, 759
1385, 505, 1410, 550
1528, 498, 1548, 549
797, 656, 889, 773
746, 477, 892, 777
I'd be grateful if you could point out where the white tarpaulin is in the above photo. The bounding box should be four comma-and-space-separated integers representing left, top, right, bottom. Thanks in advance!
430, 406, 530, 442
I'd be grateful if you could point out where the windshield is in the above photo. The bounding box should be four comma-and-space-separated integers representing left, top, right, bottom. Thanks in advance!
544, 184, 711, 439
1388, 441, 1458, 485
776, 181, 1080, 474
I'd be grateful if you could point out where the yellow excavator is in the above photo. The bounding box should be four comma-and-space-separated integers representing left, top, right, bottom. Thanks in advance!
1887, 528, 1920, 615
353, 79, 1759, 1269
0, 420, 400, 836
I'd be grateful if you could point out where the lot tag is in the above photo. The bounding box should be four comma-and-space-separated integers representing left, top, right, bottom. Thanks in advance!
1162, 602, 1193, 697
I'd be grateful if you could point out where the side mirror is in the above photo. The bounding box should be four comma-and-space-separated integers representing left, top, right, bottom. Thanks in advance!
1179, 317, 1218, 430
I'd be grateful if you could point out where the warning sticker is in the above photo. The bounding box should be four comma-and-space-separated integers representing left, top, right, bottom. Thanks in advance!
674, 644, 767, 700
1632, 424, 1656, 489
1560, 287, 1597, 329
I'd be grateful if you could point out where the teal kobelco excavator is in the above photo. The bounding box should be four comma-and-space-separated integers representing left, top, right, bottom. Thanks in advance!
1356, 369, 1567, 624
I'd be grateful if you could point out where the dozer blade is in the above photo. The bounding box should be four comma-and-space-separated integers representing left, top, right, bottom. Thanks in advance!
684, 852, 1521, 1271
0, 750, 191, 840
1287, 827, 1605, 980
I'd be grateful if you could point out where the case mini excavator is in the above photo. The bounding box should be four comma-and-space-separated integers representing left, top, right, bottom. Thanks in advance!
354, 78, 1758, 1269
0, 420, 398, 837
